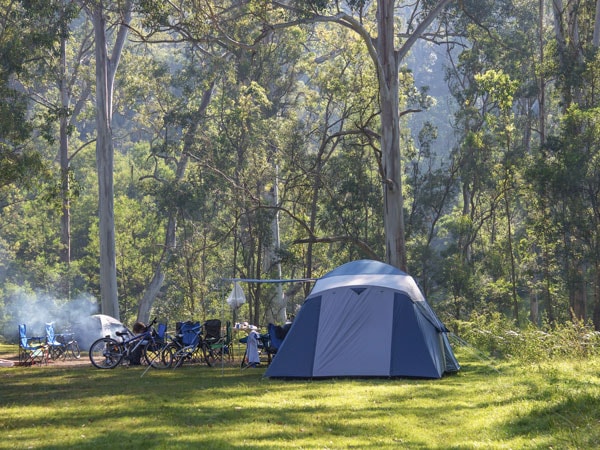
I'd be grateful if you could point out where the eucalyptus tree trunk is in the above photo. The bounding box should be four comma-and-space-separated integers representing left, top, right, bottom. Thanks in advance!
265, 0, 451, 271
90, 0, 132, 320
374, 0, 453, 271
263, 163, 285, 324
58, 6, 92, 300
376, 0, 406, 271
551, 0, 596, 324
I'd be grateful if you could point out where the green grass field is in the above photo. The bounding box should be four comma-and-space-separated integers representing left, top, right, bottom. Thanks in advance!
1, 344, 599, 449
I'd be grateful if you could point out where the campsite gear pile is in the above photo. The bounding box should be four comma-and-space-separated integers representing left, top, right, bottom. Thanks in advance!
12, 259, 460, 379
86, 318, 233, 369
160, 320, 231, 368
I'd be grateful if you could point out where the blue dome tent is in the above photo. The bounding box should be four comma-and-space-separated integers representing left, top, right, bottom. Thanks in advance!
265, 260, 460, 379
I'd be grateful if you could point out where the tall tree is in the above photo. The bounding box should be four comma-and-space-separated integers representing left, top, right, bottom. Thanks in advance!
86, 0, 133, 320
140, 0, 453, 274
25, 3, 93, 298
541, 0, 600, 327
137, 80, 216, 323
56, 5, 93, 272
270, 0, 454, 271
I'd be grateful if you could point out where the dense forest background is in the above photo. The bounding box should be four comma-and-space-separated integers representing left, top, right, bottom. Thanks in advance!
2, 0, 600, 340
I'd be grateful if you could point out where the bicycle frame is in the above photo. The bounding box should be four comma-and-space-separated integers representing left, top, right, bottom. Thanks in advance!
89, 318, 167, 369
115, 329, 153, 361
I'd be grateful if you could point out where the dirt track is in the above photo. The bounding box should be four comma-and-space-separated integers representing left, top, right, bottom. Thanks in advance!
0, 351, 90, 368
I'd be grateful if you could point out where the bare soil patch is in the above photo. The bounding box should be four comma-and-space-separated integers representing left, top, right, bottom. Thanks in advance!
0, 349, 90, 368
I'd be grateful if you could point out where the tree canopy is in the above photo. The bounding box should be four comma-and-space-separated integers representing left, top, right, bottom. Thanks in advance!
2, 0, 600, 335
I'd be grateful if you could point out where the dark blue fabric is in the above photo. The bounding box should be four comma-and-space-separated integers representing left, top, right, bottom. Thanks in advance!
391, 293, 442, 378
442, 333, 461, 372
267, 323, 285, 350
179, 321, 201, 346
264, 296, 321, 378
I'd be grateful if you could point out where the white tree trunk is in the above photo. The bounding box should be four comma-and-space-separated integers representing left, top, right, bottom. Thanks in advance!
90, 1, 132, 320
594, 0, 600, 47
59, 33, 70, 270
377, 0, 407, 270
264, 163, 286, 324
93, 5, 119, 319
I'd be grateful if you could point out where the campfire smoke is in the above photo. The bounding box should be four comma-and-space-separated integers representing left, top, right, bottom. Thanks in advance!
3, 289, 99, 342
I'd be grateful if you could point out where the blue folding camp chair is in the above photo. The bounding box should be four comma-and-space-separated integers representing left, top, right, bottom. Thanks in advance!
164, 321, 210, 367
18, 324, 47, 366
260, 323, 289, 365
156, 322, 167, 342
179, 321, 201, 348
45, 322, 65, 360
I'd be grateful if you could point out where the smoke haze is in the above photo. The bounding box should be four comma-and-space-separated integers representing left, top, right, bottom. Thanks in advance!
3, 289, 100, 341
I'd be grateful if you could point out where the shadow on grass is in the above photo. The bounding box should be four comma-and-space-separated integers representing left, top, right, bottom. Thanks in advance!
500, 392, 600, 449
0, 364, 460, 448
4, 357, 597, 449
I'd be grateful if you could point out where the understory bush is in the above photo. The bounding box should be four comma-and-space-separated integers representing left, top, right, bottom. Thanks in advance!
454, 311, 600, 362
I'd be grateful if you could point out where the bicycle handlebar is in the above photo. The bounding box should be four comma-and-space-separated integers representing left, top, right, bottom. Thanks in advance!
145, 317, 157, 332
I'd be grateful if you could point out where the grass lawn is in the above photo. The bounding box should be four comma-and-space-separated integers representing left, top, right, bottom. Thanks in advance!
1, 343, 599, 449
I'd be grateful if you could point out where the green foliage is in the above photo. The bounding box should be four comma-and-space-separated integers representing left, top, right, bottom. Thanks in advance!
5, 0, 600, 338
0, 0, 76, 187
474, 69, 518, 113
456, 311, 600, 362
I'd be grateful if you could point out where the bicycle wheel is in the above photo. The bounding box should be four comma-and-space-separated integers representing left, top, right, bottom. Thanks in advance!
191, 344, 205, 364
89, 338, 123, 369
201, 342, 215, 367
143, 341, 168, 369
173, 348, 192, 368
161, 342, 179, 368
69, 341, 81, 359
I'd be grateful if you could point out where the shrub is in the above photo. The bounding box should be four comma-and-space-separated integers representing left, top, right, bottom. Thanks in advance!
453, 311, 600, 362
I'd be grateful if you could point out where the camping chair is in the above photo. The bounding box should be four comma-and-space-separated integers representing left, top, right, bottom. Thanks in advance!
45, 322, 66, 361
18, 324, 47, 366
203, 319, 232, 361
145, 322, 168, 360
263, 323, 287, 364
211, 321, 233, 361
155, 322, 167, 345
177, 321, 201, 347
203, 319, 221, 344
175, 321, 202, 364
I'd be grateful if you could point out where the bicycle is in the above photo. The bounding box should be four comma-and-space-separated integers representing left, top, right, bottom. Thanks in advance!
49, 332, 81, 361
88, 318, 168, 369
